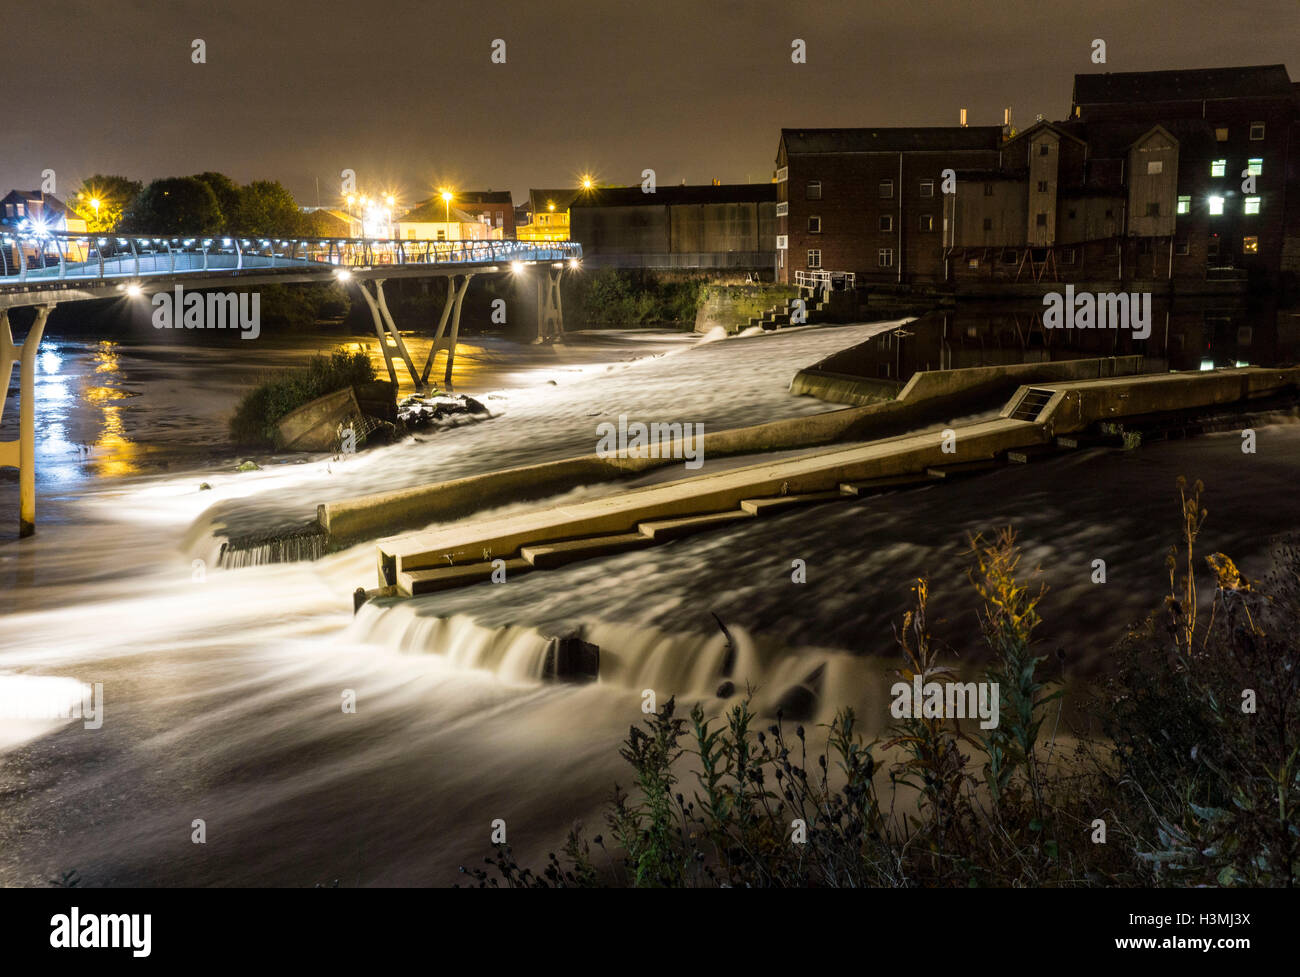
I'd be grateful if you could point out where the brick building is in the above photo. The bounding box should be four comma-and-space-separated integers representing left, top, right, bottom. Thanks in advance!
776, 64, 1300, 292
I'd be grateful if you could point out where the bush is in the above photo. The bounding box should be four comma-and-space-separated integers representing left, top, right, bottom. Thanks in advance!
228, 349, 376, 447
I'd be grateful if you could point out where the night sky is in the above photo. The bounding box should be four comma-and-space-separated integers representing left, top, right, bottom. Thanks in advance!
3, 0, 1296, 207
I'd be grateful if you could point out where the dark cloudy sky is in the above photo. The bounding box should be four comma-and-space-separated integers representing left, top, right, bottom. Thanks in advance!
3, 0, 1297, 208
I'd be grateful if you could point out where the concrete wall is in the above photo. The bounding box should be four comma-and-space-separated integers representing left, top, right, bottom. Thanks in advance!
693, 283, 799, 333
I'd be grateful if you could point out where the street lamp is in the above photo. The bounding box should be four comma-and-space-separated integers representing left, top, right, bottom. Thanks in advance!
441, 190, 453, 223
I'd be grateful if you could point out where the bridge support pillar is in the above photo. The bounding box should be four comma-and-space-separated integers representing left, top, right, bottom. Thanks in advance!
419, 274, 472, 391
537, 265, 565, 342
0, 305, 55, 537
357, 279, 424, 392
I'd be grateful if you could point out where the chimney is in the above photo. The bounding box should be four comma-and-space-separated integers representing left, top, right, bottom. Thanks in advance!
960, 108, 968, 127
1004, 107, 1012, 126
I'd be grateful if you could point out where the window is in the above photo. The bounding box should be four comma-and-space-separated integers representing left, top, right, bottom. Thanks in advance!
1067, 208, 1077, 219
16, 202, 24, 217
1176, 240, 1189, 255
1036, 180, 1048, 192
1061, 248, 1076, 264
775, 166, 788, 182
1035, 212, 1048, 227
775, 201, 788, 216
806, 249, 821, 268
1138, 238, 1153, 255
805, 181, 822, 200
1001, 249, 1019, 264
775, 235, 788, 249
878, 180, 894, 199
878, 248, 894, 268
1147, 160, 1163, 175
1249, 122, 1265, 140
1215, 127, 1229, 142
879, 215, 893, 232
1244, 196, 1261, 215
1243, 235, 1259, 253
1146, 202, 1160, 217
1177, 195, 1191, 214
1211, 159, 1227, 177
1208, 236, 1220, 257
1208, 196, 1225, 215
919, 179, 934, 197
807, 216, 821, 232
919, 214, 934, 232
1104, 208, 1114, 218
1038, 143, 1050, 156
2, 205, 11, 217
983, 183, 994, 196
982, 217, 993, 231
1247, 158, 1263, 175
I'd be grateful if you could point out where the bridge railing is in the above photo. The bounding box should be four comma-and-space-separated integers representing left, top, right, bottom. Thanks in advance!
0, 231, 582, 284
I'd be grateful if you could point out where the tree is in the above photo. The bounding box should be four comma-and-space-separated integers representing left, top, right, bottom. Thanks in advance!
123, 177, 223, 234
68, 174, 142, 232
236, 180, 303, 236
190, 172, 241, 228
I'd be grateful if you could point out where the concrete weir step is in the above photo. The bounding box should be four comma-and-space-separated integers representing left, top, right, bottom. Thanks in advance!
399, 557, 533, 596
839, 471, 940, 496
926, 459, 1000, 478
637, 510, 754, 541
1007, 443, 1061, 464
521, 532, 656, 569
739, 491, 843, 515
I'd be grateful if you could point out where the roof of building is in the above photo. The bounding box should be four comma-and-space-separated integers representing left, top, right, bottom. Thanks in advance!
398, 201, 478, 223
0, 189, 73, 217
1060, 118, 1219, 159
528, 188, 584, 213
572, 184, 776, 208
1073, 65, 1294, 105
781, 126, 1005, 155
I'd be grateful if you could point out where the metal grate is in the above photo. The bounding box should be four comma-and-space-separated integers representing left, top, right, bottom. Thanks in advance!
1010, 387, 1055, 421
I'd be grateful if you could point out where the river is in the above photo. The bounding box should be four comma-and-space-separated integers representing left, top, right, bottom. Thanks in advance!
1, 309, 1298, 885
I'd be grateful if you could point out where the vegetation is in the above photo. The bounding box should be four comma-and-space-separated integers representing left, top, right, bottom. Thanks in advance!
462, 478, 1299, 887
228, 349, 376, 447
566, 270, 705, 328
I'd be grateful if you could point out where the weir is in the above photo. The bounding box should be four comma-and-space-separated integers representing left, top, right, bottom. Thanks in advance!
367, 365, 1300, 599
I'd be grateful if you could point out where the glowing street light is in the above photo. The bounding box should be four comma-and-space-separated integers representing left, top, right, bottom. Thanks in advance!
581, 175, 594, 190
125, 283, 142, 297
510, 261, 524, 274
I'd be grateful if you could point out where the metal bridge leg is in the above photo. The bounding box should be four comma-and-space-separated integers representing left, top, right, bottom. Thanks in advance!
443, 274, 472, 391
373, 280, 423, 391
420, 276, 457, 387
537, 266, 564, 342
356, 280, 399, 386
0, 305, 55, 537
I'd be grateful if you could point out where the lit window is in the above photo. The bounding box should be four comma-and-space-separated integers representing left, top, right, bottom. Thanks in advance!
805, 181, 822, 200
1215, 127, 1229, 141
879, 215, 893, 232
878, 248, 894, 267
879, 180, 894, 199
1211, 159, 1226, 177
806, 249, 821, 268
1208, 196, 1224, 215
1147, 160, 1163, 174
919, 214, 934, 232
1244, 196, 1261, 215
808, 215, 821, 233
1249, 123, 1265, 140
1177, 196, 1191, 214
1243, 235, 1259, 254
919, 179, 934, 197
1247, 158, 1263, 175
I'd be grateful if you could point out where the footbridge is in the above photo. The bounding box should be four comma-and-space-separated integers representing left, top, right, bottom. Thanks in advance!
1, 229, 580, 535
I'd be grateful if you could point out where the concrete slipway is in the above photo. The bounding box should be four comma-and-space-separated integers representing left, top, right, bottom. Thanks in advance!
366, 365, 1300, 598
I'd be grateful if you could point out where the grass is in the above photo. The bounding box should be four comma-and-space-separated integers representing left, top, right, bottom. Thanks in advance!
228, 349, 376, 447
461, 477, 1300, 887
